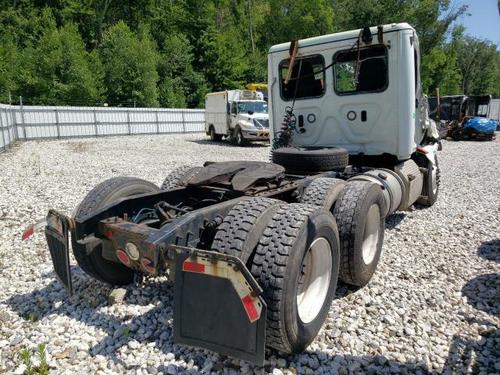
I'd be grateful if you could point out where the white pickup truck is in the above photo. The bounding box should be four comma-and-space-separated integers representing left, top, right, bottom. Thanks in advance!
204, 89, 269, 146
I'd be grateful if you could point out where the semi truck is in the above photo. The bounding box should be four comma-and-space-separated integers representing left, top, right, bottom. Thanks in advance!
24, 23, 440, 365
204, 89, 270, 146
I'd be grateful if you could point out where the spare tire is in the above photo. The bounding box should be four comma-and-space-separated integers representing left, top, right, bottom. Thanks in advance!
160, 165, 202, 190
271, 147, 349, 173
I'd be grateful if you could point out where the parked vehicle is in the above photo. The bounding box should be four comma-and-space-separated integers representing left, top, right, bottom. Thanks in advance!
25, 23, 440, 365
204, 89, 269, 146
246, 83, 268, 101
429, 94, 500, 139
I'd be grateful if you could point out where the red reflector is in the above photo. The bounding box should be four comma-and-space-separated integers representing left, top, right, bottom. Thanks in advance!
141, 258, 155, 274
105, 230, 113, 239
116, 249, 131, 266
242, 294, 259, 322
182, 261, 205, 273
22, 226, 34, 241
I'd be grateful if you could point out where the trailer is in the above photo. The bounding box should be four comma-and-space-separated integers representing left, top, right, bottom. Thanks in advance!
24, 23, 441, 365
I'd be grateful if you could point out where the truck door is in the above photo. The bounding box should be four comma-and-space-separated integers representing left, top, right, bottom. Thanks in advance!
229, 102, 238, 131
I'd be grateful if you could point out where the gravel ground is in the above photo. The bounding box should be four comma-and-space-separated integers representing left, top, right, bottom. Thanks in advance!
0, 133, 498, 375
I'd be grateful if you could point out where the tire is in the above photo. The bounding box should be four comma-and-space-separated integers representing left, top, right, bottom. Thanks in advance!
232, 126, 246, 146
299, 177, 346, 209
72, 177, 160, 285
212, 197, 283, 266
209, 126, 223, 142
160, 165, 202, 190
271, 147, 349, 173
417, 156, 440, 207
251, 203, 340, 353
333, 180, 386, 287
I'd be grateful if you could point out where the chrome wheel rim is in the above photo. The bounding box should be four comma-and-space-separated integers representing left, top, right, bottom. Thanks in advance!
362, 204, 380, 264
296, 237, 332, 324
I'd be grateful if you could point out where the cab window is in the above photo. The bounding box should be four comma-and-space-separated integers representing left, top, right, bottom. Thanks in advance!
279, 55, 325, 100
334, 46, 388, 95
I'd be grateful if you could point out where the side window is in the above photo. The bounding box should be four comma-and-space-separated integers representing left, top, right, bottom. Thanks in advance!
279, 55, 325, 100
231, 104, 237, 115
333, 46, 388, 95
476, 104, 488, 116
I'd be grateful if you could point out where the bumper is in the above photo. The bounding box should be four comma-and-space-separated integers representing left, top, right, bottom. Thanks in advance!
44, 210, 267, 364
241, 129, 269, 141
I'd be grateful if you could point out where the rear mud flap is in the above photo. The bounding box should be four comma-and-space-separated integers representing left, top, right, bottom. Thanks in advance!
44, 210, 73, 295
173, 251, 267, 365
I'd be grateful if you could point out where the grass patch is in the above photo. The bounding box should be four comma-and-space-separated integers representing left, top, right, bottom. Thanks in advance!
18, 343, 50, 375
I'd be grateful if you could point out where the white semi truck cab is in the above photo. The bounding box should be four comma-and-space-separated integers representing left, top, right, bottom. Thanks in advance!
269, 22, 440, 212
205, 89, 270, 146
33, 23, 442, 366
268, 22, 437, 160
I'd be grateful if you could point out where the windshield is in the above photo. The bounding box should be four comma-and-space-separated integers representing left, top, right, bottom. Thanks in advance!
237, 101, 268, 114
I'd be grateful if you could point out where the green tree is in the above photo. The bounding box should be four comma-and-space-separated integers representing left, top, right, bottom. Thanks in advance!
158, 33, 208, 108
421, 47, 462, 96
99, 21, 159, 106
0, 32, 18, 102
454, 34, 499, 95
332, 0, 466, 54
15, 19, 103, 105
263, 0, 334, 45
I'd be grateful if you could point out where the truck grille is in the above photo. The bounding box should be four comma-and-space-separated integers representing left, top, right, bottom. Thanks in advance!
254, 119, 269, 128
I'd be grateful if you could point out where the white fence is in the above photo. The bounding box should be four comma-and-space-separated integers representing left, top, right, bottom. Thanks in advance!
0, 104, 205, 153
0, 105, 17, 151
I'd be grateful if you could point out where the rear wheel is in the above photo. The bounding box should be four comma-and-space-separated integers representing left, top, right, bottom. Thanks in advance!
209, 126, 223, 142
212, 197, 283, 266
160, 165, 202, 190
72, 177, 160, 285
299, 177, 346, 209
252, 203, 340, 353
333, 181, 386, 287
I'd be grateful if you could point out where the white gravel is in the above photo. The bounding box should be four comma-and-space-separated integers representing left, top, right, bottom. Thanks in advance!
0, 133, 499, 375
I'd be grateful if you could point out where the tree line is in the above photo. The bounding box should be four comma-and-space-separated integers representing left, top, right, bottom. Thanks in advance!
0, 0, 499, 108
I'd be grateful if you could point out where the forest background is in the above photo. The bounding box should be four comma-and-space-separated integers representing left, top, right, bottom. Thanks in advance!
0, 0, 499, 108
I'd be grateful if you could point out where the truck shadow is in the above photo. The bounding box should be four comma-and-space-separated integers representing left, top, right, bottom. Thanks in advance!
188, 139, 270, 148
4, 267, 499, 373
442, 271, 500, 373
385, 212, 406, 230
477, 239, 500, 262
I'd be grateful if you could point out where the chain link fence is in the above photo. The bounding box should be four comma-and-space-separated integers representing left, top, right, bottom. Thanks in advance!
0, 103, 205, 153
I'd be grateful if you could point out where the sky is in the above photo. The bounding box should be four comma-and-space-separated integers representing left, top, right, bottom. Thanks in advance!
455, 0, 500, 46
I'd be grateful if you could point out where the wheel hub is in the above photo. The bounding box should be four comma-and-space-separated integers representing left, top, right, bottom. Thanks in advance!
362, 204, 380, 264
296, 237, 332, 324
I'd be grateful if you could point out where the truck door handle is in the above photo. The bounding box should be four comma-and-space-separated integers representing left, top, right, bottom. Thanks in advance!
298, 115, 304, 128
